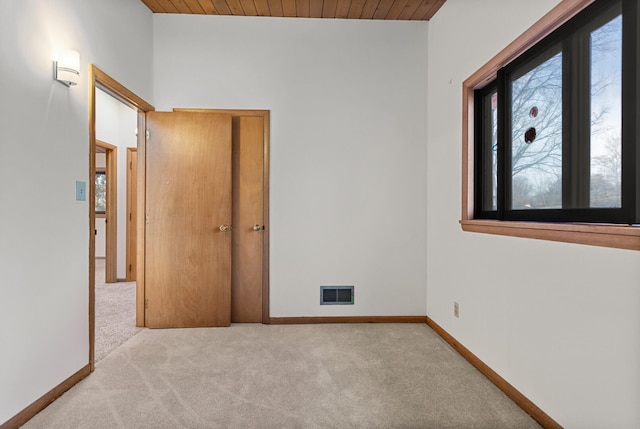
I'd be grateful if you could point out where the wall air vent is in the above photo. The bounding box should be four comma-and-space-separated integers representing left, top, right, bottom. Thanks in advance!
320, 286, 354, 305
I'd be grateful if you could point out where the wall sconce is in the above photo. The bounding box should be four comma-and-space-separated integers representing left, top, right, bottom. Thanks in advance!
54, 49, 80, 87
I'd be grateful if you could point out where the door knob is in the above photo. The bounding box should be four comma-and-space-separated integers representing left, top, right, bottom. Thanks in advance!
253, 224, 262, 231
219, 224, 230, 232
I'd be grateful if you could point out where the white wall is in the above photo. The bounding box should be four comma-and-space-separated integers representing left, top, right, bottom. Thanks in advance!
95, 89, 137, 279
96, 153, 106, 169
426, 1, 640, 428
153, 16, 429, 317
95, 218, 106, 258
0, 0, 152, 424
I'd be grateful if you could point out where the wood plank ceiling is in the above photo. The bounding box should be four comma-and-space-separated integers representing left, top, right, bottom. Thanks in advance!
140, 0, 446, 21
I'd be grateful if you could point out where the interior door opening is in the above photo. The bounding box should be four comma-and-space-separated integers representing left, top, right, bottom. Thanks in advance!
89, 65, 154, 369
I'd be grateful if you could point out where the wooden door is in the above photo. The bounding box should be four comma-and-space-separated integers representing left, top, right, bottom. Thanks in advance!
173, 108, 270, 324
145, 111, 232, 328
126, 148, 137, 281
232, 116, 265, 322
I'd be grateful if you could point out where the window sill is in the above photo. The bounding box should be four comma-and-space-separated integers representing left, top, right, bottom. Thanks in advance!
460, 219, 640, 251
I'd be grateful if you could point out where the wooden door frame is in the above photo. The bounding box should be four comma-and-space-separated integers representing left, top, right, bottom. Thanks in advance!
96, 140, 117, 283
174, 108, 271, 324
126, 148, 137, 282
89, 65, 154, 370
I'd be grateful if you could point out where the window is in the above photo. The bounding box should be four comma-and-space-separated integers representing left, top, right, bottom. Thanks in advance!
474, 0, 637, 224
95, 170, 106, 214
462, 0, 640, 251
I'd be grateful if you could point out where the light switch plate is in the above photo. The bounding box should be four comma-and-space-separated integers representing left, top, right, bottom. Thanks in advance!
76, 181, 86, 201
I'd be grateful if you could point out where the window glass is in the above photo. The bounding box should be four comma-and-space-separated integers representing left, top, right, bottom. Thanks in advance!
590, 14, 622, 208
490, 92, 498, 211
479, 90, 498, 212
96, 171, 106, 213
510, 51, 563, 210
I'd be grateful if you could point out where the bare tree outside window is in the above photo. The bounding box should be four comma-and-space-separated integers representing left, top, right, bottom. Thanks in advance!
590, 15, 622, 207
505, 14, 622, 210
510, 50, 563, 209
96, 171, 106, 214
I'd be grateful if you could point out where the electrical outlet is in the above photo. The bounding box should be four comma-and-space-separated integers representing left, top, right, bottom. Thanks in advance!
454, 301, 459, 318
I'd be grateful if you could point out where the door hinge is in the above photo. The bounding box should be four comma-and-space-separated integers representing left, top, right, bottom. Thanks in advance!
129, 264, 132, 272
146, 214, 150, 224
145, 298, 149, 309
145, 130, 150, 140
129, 161, 132, 170
129, 212, 132, 221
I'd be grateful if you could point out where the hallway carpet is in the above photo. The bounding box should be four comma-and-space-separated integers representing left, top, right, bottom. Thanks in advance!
94, 258, 141, 362
23, 324, 540, 428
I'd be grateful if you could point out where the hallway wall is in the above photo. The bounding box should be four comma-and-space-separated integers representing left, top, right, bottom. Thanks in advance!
95, 88, 137, 279
0, 0, 153, 423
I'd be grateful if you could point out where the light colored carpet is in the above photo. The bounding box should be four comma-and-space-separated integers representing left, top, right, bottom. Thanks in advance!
94, 258, 142, 362
23, 324, 541, 429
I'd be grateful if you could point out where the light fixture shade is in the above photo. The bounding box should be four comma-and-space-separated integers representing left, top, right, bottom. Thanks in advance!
54, 49, 80, 87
